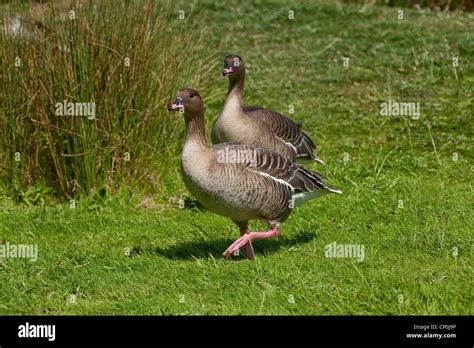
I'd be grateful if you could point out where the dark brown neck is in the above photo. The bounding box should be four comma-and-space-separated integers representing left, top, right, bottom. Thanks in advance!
185, 113, 208, 148
225, 74, 245, 106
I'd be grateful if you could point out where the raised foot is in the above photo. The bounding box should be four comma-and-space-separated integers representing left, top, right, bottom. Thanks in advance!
223, 228, 280, 260
223, 233, 252, 259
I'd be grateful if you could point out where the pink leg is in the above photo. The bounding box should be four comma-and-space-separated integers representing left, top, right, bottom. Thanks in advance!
238, 227, 254, 260
223, 226, 280, 259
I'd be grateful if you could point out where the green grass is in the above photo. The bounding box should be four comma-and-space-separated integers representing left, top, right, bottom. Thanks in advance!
0, 0, 473, 315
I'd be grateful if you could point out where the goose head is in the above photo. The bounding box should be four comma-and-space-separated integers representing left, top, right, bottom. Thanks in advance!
223, 54, 245, 80
168, 88, 204, 120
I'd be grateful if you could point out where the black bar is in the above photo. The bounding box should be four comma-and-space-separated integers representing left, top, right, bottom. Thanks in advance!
0, 316, 471, 346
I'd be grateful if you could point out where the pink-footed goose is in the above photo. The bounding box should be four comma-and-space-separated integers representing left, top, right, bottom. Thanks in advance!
211, 54, 325, 164
168, 88, 341, 260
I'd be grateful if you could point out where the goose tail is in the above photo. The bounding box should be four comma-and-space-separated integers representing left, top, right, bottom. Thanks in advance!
313, 155, 326, 165
295, 155, 326, 166
324, 184, 342, 195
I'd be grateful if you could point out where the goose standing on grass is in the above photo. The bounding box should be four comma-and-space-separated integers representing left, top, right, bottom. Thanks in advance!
168, 88, 341, 260
211, 54, 325, 164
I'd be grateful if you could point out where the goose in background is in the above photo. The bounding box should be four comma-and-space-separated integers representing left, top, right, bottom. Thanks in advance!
169, 88, 341, 260
211, 54, 325, 164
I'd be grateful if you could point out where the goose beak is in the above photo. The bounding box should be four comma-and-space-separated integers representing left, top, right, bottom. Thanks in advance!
167, 97, 184, 112
223, 64, 234, 76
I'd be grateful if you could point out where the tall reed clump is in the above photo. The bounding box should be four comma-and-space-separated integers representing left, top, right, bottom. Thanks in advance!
0, 1, 217, 199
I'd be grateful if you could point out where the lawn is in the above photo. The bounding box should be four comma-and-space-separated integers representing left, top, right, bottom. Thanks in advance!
0, 0, 472, 315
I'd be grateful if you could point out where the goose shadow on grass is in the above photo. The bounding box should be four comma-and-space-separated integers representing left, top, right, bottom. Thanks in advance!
149, 230, 318, 260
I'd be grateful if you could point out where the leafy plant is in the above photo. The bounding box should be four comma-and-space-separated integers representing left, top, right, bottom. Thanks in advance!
16, 183, 54, 206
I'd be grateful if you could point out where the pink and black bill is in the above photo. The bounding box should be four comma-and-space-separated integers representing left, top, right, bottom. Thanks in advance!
167, 96, 184, 112
222, 63, 233, 76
